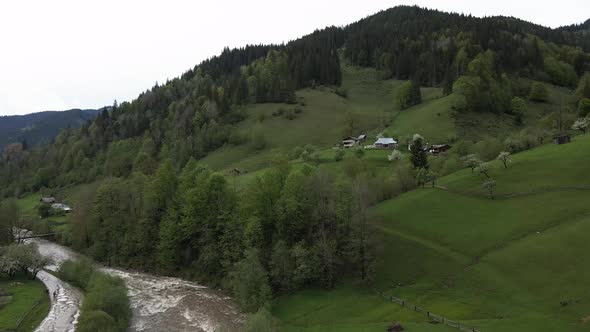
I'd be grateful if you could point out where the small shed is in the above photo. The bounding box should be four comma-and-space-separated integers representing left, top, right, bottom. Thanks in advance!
429, 144, 451, 154
374, 138, 398, 149
554, 134, 571, 145
357, 134, 367, 142
342, 137, 359, 148
40, 197, 56, 204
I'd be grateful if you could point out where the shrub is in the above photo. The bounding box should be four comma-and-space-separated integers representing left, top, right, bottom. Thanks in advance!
284, 109, 295, 120
228, 131, 247, 146
251, 130, 267, 150
291, 147, 304, 159
77, 310, 118, 332
59, 260, 130, 332
59, 258, 96, 289
529, 82, 549, 102
245, 308, 277, 332
293, 107, 303, 114
578, 98, 590, 118
387, 150, 403, 162
473, 138, 504, 161
256, 113, 266, 123
334, 149, 345, 162
335, 87, 348, 98
38, 204, 52, 218
354, 147, 365, 159
271, 108, 285, 117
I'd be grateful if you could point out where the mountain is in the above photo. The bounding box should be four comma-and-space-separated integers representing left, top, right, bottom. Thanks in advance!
3, 6, 590, 331
0, 108, 100, 150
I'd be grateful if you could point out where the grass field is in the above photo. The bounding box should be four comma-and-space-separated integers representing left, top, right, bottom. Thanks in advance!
274, 128, 590, 331
0, 276, 49, 332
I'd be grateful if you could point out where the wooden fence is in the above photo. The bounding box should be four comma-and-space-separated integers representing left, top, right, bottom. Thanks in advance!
11, 296, 44, 332
377, 291, 481, 332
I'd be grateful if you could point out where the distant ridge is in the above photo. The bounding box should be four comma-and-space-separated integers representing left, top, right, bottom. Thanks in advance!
0, 108, 101, 150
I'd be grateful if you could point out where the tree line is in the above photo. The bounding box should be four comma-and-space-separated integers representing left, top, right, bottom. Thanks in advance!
65, 158, 374, 312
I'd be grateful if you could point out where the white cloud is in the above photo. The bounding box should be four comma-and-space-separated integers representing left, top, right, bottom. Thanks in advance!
0, 0, 588, 115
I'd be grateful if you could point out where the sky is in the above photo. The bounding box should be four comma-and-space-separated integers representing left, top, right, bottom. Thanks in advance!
1, 0, 588, 116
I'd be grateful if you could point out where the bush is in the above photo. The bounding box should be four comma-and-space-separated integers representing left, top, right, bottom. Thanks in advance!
58, 258, 96, 289
544, 57, 577, 87
293, 107, 303, 114
59, 259, 130, 332
77, 310, 118, 332
473, 138, 504, 161
578, 98, 590, 118
354, 148, 365, 159
284, 109, 296, 120
334, 150, 345, 162
38, 204, 52, 218
529, 82, 549, 102
245, 308, 277, 332
271, 108, 285, 117
335, 87, 348, 98
251, 131, 267, 151
291, 147, 304, 159
228, 131, 248, 146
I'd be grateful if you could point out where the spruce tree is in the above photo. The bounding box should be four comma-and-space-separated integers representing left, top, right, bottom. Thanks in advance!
410, 134, 429, 169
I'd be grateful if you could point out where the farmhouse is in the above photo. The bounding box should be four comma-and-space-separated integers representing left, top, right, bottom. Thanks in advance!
40, 197, 56, 204
374, 137, 397, 149
429, 144, 451, 154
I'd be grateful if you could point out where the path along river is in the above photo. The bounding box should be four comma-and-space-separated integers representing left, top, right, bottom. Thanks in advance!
28, 238, 245, 332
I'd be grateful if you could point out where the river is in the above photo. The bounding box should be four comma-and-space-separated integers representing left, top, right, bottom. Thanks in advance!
30, 238, 245, 332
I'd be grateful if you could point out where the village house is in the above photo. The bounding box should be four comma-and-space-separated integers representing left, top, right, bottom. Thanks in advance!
429, 144, 451, 154
342, 137, 358, 148
40, 197, 56, 204
51, 203, 72, 213
374, 137, 398, 149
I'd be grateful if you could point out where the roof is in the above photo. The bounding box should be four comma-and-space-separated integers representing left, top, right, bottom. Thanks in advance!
375, 138, 397, 145
358, 134, 367, 139
431, 144, 450, 149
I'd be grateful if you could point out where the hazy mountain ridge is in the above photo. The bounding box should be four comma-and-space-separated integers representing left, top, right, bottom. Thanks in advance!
0, 108, 100, 150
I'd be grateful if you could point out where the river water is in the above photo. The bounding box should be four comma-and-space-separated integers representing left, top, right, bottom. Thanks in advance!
30, 238, 245, 332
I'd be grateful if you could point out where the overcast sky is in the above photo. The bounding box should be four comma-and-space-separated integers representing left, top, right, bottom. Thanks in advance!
1, 0, 588, 116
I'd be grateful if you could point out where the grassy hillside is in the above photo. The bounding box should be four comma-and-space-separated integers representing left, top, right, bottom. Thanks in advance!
199, 62, 574, 181
0, 276, 50, 332
13, 65, 583, 332
363, 134, 590, 331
